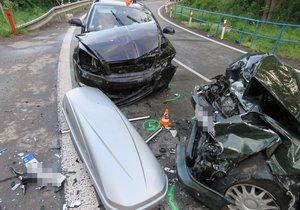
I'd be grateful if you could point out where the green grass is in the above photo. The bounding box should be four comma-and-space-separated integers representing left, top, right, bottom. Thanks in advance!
0, 4, 89, 37
0, 7, 47, 36
170, 5, 300, 61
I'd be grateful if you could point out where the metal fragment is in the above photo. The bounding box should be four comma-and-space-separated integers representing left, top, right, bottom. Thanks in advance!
128, 115, 150, 122
145, 127, 163, 144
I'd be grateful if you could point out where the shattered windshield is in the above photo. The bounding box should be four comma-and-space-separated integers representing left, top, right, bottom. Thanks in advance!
87, 4, 154, 32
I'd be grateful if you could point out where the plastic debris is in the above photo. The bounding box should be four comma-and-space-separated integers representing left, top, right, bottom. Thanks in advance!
11, 182, 21, 191
164, 167, 176, 174
169, 148, 176, 154
69, 200, 82, 208
18, 153, 24, 157
55, 154, 61, 158
60, 129, 70, 134
0, 148, 7, 155
128, 115, 150, 122
145, 127, 163, 144
170, 130, 177, 138
22, 153, 66, 187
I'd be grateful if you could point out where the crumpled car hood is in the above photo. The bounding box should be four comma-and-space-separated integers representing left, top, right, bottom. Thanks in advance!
213, 112, 281, 160
77, 22, 159, 62
250, 56, 300, 121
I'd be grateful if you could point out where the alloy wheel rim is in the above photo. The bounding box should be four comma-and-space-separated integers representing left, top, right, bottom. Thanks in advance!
225, 183, 280, 210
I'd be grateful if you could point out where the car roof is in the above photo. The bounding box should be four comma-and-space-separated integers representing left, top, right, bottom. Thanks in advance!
92, 0, 141, 9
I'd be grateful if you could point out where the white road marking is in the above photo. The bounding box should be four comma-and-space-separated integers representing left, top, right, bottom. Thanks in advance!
173, 58, 212, 82
158, 5, 247, 54
57, 20, 100, 209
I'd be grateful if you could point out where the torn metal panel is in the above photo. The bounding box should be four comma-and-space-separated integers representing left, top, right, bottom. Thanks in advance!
178, 53, 300, 209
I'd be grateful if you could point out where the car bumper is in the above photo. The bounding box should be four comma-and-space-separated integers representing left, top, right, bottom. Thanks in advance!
74, 62, 176, 105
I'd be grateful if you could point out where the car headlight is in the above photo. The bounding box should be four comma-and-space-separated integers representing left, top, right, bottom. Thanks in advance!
79, 50, 104, 75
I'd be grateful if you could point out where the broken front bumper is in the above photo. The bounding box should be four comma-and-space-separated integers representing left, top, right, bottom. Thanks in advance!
74, 62, 176, 105
176, 123, 232, 210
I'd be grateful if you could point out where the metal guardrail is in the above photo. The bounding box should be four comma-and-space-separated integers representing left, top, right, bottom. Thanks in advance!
172, 4, 300, 53
17, 0, 90, 31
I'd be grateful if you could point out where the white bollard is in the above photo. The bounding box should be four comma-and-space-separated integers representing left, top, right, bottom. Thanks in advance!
61, 0, 64, 5
221, 19, 227, 40
170, 8, 173, 18
188, 11, 193, 26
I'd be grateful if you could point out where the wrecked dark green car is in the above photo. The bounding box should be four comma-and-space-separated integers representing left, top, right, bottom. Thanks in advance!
176, 53, 300, 210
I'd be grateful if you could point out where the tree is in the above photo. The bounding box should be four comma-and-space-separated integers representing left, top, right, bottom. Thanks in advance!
262, 0, 279, 21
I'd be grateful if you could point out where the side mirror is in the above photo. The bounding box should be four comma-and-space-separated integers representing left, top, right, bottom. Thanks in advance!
163, 26, 175, 35
69, 18, 84, 28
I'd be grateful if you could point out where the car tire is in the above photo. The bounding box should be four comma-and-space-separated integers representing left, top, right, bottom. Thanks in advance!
211, 153, 290, 210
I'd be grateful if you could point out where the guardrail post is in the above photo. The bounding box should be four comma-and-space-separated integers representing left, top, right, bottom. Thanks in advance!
188, 9, 193, 26
215, 15, 222, 37
5, 8, 16, 35
251, 21, 260, 47
221, 19, 227, 40
239, 19, 248, 44
272, 25, 285, 53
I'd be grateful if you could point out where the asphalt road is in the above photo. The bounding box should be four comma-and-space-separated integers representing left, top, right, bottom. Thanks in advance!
0, 22, 67, 209
1, 0, 299, 210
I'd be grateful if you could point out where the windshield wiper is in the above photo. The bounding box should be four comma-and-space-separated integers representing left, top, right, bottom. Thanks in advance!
110, 10, 124, 26
126, 15, 140, 23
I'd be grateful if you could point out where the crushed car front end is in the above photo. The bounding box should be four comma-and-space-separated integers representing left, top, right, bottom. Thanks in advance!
177, 53, 300, 210
72, 2, 177, 106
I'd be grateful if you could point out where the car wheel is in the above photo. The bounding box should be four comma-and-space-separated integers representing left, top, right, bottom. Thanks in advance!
211, 154, 291, 210
225, 180, 283, 210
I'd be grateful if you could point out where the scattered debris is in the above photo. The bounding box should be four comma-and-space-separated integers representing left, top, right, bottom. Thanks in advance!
60, 129, 70, 134
170, 130, 177, 138
128, 115, 150, 122
69, 200, 82, 208
11, 182, 21, 191
164, 167, 176, 174
62, 204, 68, 210
145, 127, 163, 144
54, 186, 62, 193
0, 148, 7, 155
17, 153, 24, 157
164, 93, 181, 104
159, 148, 167, 153
50, 146, 61, 150
20, 108, 27, 112
169, 148, 176, 154
21, 154, 66, 188
55, 154, 61, 159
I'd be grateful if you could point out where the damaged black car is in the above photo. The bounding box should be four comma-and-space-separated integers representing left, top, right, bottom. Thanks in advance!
69, 0, 176, 105
177, 53, 300, 210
